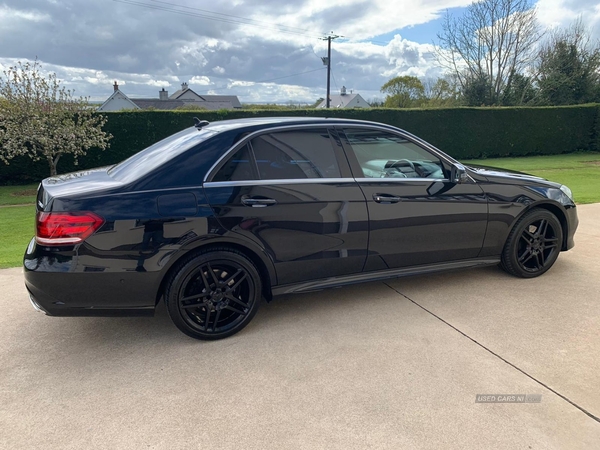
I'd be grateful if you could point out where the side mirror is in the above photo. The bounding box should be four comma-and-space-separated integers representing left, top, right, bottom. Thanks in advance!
450, 163, 469, 184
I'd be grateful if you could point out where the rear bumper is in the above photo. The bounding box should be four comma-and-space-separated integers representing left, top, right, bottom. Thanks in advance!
25, 283, 155, 317
23, 238, 159, 317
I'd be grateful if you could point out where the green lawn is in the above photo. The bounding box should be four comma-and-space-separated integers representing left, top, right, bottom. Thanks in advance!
463, 152, 600, 204
0, 184, 39, 206
0, 153, 598, 269
0, 205, 35, 269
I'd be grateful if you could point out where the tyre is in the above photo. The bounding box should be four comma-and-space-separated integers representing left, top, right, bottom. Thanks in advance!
165, 248, 262, 340
500, 208, 563, 278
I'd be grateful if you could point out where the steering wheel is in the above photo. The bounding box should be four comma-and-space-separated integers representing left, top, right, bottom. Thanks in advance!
380, 159, 416, 178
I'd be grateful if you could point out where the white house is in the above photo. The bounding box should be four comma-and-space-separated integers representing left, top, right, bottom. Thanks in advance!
97, 82, 242, 111
317, 86, 370, 109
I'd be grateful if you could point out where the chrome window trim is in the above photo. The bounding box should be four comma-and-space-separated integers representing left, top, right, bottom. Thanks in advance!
354, 177, 449, 183
203, 178, 356, 188
203, 123, 347, 183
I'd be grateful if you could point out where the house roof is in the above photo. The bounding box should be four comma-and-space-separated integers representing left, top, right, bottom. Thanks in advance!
130, 99, 235, 111
317, 93, 370, 109
169, 88, 242, 108
97, 89, 139, 111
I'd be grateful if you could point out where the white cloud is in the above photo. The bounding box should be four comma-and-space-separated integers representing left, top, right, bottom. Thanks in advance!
0, 5, 50, 23
190, 75, 211, 85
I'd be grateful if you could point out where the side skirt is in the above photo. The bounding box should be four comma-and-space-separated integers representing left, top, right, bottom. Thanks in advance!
272, 257, 501, 295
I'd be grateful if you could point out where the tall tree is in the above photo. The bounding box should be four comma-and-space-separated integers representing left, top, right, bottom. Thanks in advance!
436, 0, 541, 105
380, 76, 425, 108
423, 76, 461, 107
0, 60, 111, 176
535, 19, 600, 105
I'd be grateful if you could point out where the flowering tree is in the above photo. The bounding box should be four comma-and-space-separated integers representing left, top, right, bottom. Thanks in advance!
0, 60, 111, 176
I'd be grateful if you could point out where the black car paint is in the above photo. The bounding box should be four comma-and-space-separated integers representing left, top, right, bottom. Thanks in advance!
23, 117, 578, 317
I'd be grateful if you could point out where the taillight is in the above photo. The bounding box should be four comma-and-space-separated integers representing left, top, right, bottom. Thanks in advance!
36, 212, 104, 246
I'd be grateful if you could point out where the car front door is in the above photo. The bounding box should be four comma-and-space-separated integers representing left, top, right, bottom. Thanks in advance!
337, 126, 488, 271
203, 126, 369, 286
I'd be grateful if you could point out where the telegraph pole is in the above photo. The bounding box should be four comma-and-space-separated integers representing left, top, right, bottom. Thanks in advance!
320, 33, 341, 108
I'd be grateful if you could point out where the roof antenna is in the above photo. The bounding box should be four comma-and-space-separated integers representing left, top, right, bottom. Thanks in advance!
193, 117, 209, 129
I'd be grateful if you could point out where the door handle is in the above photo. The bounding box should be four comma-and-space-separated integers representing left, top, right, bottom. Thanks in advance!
372, 193, 401, 204
241, 197, 277, 207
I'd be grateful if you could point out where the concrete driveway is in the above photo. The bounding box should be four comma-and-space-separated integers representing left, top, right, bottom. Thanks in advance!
1, 204, 599, 449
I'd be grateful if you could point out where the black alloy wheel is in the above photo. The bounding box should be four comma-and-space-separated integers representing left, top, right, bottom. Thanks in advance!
165, 249, 262, 340
501, 209, 563, 278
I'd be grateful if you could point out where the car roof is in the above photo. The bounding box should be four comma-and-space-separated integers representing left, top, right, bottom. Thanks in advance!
200, 116, 398, 134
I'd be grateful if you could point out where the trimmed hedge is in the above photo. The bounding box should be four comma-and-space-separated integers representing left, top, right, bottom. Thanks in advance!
1, 105, 599, 184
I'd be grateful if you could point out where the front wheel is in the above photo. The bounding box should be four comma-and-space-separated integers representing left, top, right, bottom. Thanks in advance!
165, 249, 262, 340
500, 209, 563, 278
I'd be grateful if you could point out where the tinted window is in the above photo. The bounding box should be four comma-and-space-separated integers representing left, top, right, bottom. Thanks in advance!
212, 145, 256, 182
108, 127, 216, 182
251, 130, 341, 180
343, 128, 445, 179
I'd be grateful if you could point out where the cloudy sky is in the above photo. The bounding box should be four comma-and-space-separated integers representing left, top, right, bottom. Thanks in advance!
0, 0, 599, 104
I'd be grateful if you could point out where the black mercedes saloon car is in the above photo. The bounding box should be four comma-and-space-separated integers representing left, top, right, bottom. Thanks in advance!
24, 117, 578, 340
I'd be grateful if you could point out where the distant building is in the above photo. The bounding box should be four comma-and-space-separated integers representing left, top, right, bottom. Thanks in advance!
317, 86, 370, 109
97, 82, 242, 111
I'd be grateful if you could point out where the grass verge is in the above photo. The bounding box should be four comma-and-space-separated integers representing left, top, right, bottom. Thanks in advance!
463, 152, 600, 204
0, 205, 34, 269
0, 184, 39, 206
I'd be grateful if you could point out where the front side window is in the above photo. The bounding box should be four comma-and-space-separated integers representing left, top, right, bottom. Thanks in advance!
251, 129, 341, 180
343, 128, 445, 179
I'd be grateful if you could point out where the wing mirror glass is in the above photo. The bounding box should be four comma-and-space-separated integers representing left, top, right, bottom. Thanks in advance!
450, 163, 469, 184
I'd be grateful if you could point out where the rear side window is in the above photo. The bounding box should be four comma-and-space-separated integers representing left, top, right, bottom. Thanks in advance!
212, 145, 255, 182
210, 129, 342, 182
251, 130, 341, 180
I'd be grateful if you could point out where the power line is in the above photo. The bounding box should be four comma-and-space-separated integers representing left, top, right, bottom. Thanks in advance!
111, 0, 323, 38
148, 0, 317, 35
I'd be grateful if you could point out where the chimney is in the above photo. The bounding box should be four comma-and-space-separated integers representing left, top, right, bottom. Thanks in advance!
181, 82, 189, 91
159, 88, 168, 100
340, 86, 347, 96
113, 81, 119, 92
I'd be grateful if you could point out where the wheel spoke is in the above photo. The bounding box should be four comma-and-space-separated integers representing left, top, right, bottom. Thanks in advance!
225, 305, 247, 316
212, 309, 221, 331
224, 293, 248, 308
228, 273, 248, 291
534, 253, 543, 269
223, 268, 243, 286
537, 219, 548, 237
520, 233, 534, 245
518, 248, 533, 263
205, 307, 212, 330
199, 266, 211, 290
206, 263, 221, 286
180, 291, 210, 303
538, 249, 546, 266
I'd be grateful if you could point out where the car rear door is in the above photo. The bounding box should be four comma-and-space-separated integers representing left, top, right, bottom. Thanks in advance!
203, 126, 369, 286
337, 126, 488, 271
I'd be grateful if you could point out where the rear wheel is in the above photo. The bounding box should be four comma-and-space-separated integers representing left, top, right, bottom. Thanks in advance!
500, 209, 563, 278
165, 249, 262, 340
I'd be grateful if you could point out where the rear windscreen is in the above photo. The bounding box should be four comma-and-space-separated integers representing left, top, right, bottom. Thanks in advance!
108, 127, 216, 183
